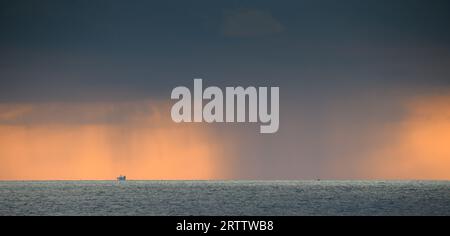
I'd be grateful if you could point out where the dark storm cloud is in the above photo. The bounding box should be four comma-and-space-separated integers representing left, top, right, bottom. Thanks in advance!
1, 0, 450, 102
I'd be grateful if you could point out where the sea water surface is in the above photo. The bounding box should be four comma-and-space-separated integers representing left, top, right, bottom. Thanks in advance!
0, 180, 449, 215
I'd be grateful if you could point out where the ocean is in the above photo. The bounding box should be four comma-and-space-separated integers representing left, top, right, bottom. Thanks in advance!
0, 180, 449, 216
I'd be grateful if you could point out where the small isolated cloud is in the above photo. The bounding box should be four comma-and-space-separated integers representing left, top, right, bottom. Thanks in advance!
221, 9, 284, 37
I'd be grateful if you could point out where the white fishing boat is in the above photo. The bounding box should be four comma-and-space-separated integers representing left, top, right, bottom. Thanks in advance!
117, 175, 126, 181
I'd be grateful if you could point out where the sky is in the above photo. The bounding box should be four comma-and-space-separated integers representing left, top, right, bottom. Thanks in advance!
1, 0, 450, 180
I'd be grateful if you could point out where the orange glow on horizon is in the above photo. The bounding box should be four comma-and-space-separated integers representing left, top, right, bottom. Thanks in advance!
1, 94, 449, 180
365, 94, 450, 180
0, 101, 229, 180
